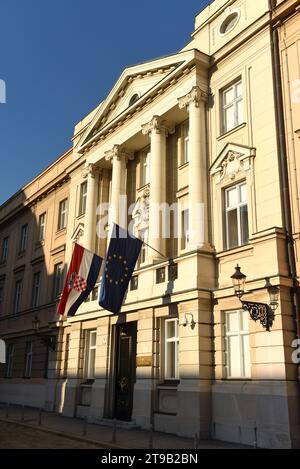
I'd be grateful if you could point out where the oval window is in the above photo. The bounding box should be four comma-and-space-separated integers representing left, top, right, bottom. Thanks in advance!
129, 93, 139, 107
219, 12, 239, 35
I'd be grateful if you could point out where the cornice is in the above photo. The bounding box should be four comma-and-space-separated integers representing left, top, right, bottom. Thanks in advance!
79, 57, 201, 155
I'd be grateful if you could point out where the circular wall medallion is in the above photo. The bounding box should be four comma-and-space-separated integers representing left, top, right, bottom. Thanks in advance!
219, 10, 240, 36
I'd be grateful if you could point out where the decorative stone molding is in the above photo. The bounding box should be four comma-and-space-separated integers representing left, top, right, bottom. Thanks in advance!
131, 189, 150, 232
178, 86, 208, 110
81, 163, 99, 179
210, 144, 256, 185
71, 223, 84, 243
104, 145, 134, 163
141, 116, 175, 137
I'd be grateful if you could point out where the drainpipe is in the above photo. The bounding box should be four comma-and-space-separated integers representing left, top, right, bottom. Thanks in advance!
269, 0, 300, 344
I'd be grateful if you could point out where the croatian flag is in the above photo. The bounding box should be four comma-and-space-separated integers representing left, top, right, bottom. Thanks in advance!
58, 244, 102, 317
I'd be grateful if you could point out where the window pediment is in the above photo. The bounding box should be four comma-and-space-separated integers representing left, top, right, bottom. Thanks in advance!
210, 143, 256, 184
71, 223, 84, 243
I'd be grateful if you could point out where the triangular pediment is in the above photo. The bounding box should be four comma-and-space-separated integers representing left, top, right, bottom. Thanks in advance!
77, 49, 204, 152
210, 143, 256, 181
71, 223, 84, 243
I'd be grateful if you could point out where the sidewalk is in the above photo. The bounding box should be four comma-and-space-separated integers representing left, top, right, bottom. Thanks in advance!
0, 403, 250, 449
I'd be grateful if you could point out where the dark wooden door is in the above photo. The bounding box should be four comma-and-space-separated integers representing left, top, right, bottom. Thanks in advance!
114, 322, 137, 421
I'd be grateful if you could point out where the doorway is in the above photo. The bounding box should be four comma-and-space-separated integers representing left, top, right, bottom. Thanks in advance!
114, 322, 137, 421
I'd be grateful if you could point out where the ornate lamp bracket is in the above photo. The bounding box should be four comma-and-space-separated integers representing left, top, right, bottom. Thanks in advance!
241, 301, 275, 332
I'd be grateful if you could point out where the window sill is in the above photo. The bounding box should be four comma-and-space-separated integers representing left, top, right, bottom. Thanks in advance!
35, 240, 44, 248
137, 183, 150, 193
178, 162, 189, 171
157, 380, 180, 389
0, 261, 7, 268
80, 379, 95, 386
217, 122, 246, 141
55, 228, 67, 237
17, 250, 26, 258
216, 243, 252, 258
77, 214, 85, 221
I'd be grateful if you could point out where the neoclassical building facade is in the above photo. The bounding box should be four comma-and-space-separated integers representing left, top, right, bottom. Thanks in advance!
1, 0, 300, 449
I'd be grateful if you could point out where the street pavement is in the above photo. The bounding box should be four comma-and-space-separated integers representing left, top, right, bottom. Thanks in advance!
0, 403, 251, 449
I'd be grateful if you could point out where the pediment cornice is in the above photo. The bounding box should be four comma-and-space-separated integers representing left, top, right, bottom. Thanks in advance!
77, 49, 209, 155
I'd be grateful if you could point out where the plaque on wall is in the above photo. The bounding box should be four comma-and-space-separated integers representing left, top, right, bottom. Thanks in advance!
136, 355, 152, 367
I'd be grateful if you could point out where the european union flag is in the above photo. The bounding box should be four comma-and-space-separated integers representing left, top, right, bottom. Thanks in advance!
99, 224, 143, 314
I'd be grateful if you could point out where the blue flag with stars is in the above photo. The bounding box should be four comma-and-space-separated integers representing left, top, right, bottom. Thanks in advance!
99, 224, 143, 314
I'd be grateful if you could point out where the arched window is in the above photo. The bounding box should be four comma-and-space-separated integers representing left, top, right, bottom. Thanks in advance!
129, 93, 139, 107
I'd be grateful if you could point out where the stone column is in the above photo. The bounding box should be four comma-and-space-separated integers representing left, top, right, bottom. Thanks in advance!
82, 163, 99, 251
142, 116, 174, 262
105, 145, 133, 229
178, 86, 209, 250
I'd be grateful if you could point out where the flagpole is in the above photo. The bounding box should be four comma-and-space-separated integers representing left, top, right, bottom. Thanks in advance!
141, 240, 169, 260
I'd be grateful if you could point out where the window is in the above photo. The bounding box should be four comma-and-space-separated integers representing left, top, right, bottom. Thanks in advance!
38, 213, 46, 241
91, 286, 99, 301
79, 181, 87, 216
129, 93, 139, 106
225, 310, 250, 378
139, 228, 148, 264
130, 276, 138, 291
164, 318, 179, 379
1, 237, 9, 263
63, 334, 70, 378
225, 182, 249, 250
0, 286, 3, 315
85, 330, 97, 379
31, 272, 41, 308
5, 344, 14, 378
219, 11, 239, 35
53, 263, 64, 299
58, 199, 68, 231
221, 80, 243, 133
181, 210, 189, 250
14, 280, 22, 314
24, 342, 33, 378
156, 267, 166, 284
140, 150, 150, 187
19, 224, 28, 252
182, 121, 189, 164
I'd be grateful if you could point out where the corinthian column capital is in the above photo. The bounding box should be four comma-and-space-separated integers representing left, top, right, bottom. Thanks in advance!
178, 86, 208, 110
141, 116, 175, 137
81, 163, 99, 179
105, 144, 134, 163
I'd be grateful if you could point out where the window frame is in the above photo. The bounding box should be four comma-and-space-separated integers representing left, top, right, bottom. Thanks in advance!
58, 198, 68, 231
38, 213, 46, 242
1, 236, 9, 263
140, 149, 150, 187
52, 262, 64, 299
19, 224, 28, 252
224, 181, 249, 250
181, 209, 189, 251
85, 329, 97, 380
221, 79, 243, 134
5, 344, 14, 378
79, 181, 88, 217
14, 279, 22, 314
139, 227, 148, 265
164, 318, 179, 380
224, 310, 251, 379
182, 120, 189, 165
31, 271, 41, 308
24, 341, 33, 378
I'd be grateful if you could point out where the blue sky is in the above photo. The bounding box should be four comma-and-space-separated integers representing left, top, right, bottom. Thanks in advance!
0, 0, 210, 204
